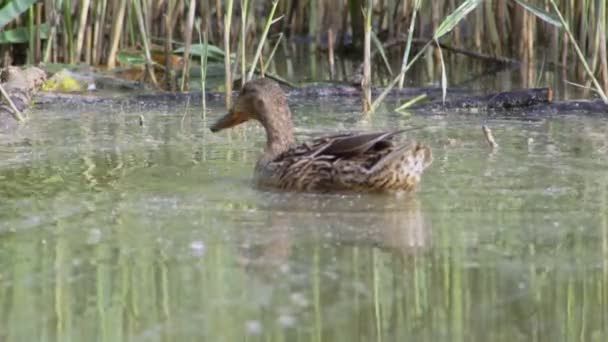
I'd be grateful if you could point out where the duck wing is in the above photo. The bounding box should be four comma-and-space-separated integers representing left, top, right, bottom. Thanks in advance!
321, 130, 402, 157
274, 127, 419, 162
313, 127, 423, 158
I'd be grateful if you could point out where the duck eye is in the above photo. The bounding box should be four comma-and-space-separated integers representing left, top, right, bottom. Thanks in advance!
254, 98, 265, 112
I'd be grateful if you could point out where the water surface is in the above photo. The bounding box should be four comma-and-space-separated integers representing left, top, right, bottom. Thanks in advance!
1, 99, 607, 341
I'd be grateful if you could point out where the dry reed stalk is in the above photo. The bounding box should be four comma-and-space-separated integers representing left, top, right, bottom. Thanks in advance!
199, 27, 209, 116
2, 0, 606, 90
240, 0, 250, 89
282, 38, 294, 79
258, 53, 265, 78
247, 0, 281, 81
514, 5, 524, 60
0, 83, 25, 122
231, 32, 242, 84
525, 10, 535, 87
74, 0, 91, 63
398, 0, 420, 89
577, 0, 587, 59
169, 0, 181, 38
152, 0, 164, 37
42, 0, 57, 63
599, 0, 608, 91
473, 3, 481, 49
91, 0, 101, 64
142, 0, 152, 43
450, 0, 461, 46
482, 125, 498, 149
339, 0, 349, 50
224, 0, 234, 108
133, 0, 159, 87
84, 26, 92, 64
35, 3, 42, 62
199, 0, 210, 41
561, 31, 568, 71
63, 0, 74, 63
216, 0, 223, 41
377, 0, 384, 30
362, 0, 373, 113
309, 0, 316, 45
263, 33, 283, 75
551, 0, 608, 102
484, 0, 501, 55
26, 6, 33, 64
93, 0, 108, 65
164, 12, 174, 90
387, 0, 395, 31
107, 0, 127, 68
328, 28, 336, 79
181, 0, 197, 91
349, 0, 364, 48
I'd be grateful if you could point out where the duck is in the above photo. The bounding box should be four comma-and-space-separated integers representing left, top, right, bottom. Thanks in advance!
210, 78, 432, 193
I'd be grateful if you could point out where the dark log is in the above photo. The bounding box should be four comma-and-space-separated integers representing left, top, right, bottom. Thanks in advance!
544, 100, 608, 113
33, 85, 607, 115
418, 88, 553, 110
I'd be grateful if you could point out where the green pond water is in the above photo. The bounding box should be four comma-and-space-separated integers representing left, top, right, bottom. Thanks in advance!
1, 99, 607, 342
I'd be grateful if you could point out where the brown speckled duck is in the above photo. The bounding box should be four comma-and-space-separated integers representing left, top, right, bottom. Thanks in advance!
210, 78, 432, 193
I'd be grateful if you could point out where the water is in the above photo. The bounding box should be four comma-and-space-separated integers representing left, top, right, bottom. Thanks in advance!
1, 99, 607, 341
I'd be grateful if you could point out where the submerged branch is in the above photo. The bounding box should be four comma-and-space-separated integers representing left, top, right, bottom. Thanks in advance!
482, 125, 499, 149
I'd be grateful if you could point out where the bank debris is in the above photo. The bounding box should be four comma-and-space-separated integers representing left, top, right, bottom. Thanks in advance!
0, 67, 46, 122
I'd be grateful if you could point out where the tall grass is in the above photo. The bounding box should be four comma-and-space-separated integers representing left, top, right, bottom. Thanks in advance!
397, 0, 421, 89
0, 0, 607, 99
223, 0, 234, 108
239, 0, 250, 89
180, 0, 197, 91
246, 0, 280, 81
361, 0, 372, 113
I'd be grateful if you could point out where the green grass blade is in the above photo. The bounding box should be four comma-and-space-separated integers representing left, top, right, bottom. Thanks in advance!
513, 0, 562, 27
436, 39, 447, 104
371, 30, 393, 75
262, 33, 283, 74
247, 0, 280, 81
370, 40, 431, 113
549, 0, 608, 103
434, 0, 482, 40
395, 94, 427, 111
195, 18, 209, 118
176, 43, 226, 62
398, 0, 421, 89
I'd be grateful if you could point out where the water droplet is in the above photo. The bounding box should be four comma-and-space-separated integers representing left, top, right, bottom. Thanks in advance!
245, 320, 262, 334
86, 229, 101, 245
190, 240, 206, 257
278, 314, 296, 327
290, 292, 309, 307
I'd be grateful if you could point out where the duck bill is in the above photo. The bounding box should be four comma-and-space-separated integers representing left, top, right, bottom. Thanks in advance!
210, 111, 248, 132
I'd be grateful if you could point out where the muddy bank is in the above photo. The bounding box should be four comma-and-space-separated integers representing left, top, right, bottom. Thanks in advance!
33, 85, 607, 115
0, 67, 46, 131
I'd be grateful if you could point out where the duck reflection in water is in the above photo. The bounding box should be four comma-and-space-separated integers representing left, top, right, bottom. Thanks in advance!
236, 194, 431, 274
